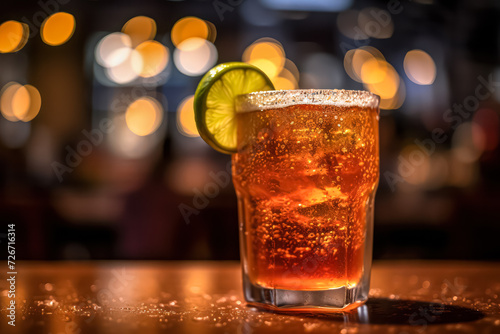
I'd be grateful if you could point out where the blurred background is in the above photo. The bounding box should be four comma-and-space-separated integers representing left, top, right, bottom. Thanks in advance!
0, 0, 499, 261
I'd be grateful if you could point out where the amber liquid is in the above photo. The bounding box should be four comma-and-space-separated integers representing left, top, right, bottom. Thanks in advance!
232, 104, 379, 291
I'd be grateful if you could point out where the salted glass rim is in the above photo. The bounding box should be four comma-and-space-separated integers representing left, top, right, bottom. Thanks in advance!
235, 89, 380, 112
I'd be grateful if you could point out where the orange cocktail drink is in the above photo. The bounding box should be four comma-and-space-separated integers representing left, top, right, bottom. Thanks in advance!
232, 89, 379, 310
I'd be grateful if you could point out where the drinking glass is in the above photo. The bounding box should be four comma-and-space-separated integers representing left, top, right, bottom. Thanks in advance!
232, 89, 379, 311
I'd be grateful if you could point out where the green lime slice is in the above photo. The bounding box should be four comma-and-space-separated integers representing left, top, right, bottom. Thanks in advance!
194, 62, 274, 154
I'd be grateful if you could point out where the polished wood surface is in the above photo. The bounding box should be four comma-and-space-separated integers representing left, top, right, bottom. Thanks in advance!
1, 261, 499, 333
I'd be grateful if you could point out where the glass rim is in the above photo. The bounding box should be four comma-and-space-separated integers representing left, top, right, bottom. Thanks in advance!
235, 89, 380, 112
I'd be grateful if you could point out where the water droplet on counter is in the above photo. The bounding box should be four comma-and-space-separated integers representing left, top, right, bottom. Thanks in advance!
304, 322, 320, 332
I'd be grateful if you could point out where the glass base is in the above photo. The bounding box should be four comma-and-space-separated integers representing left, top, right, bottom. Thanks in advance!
243, 273, 368, 312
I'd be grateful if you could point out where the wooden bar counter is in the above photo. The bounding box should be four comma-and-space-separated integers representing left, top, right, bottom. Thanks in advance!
1, 261, 499, 333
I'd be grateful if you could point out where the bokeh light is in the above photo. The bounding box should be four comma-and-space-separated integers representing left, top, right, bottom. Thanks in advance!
344, 46, 384, 83
41, 12, 76, 46
272, 68, 298, 90
125, 97, 163, 136
0, 20, 29, 53
19, 85, 42, 122
284, 58, 300, 83
272, 76, 296, 90
364, 61, 399, 99
343, 49, 358, 82
108, 114, 165, 159
173, 38, 217, 76
176, 95, 199, 137
122, 16, 156, 47
352, 47, 384, 80
96, 31, 170, 84
243, 38, 285, 79
404, 49, 436, 85
360, 58, 388, 84
249, 59, 279, 79
204, 20, 217, 44
95, 32, 133, 68
337, 10, 361, 39
358, 8, 393, 39
379, 79, 406, 110
171, 17, 212, 47
1, 82, 23, 121
135, 40, 169, 78
11, 85, 30, 121
0, 82, 42, 122
343, 46, 405, 110
105, 49, 143, 84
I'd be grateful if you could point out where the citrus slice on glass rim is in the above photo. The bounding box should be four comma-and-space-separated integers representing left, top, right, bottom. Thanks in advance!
194, 62, 274, 154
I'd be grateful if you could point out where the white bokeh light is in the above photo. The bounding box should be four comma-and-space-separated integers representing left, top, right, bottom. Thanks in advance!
173, 38, 217, 76
105, 49, 143, 84
95, 32, 133, 68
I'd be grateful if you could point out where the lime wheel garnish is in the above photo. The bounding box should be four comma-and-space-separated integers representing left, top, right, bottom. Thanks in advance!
194, 62, 274, 154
